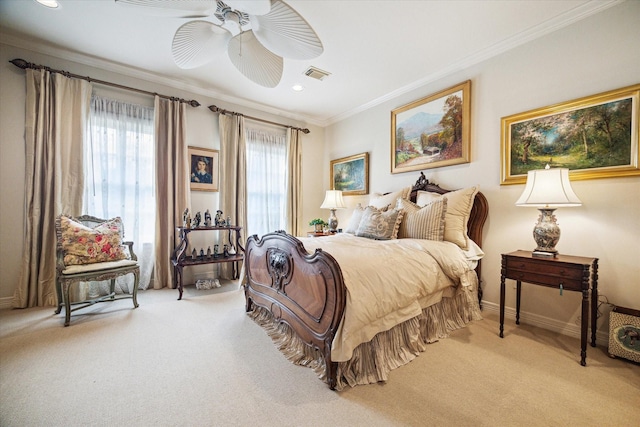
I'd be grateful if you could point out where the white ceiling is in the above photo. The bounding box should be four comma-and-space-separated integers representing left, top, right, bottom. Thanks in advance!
0, 0, 621, 126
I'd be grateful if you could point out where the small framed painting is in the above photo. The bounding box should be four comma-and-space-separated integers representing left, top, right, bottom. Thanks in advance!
501, 84, 640, 184
188, 146, 219, 192
391, 80, 471, 174
330, 152, 369, 196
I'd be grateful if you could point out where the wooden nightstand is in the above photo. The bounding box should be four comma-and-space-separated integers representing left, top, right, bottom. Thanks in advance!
500, 250, 599, 366
307, 231, 333, 237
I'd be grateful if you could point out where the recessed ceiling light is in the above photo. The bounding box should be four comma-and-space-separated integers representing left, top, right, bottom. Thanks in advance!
292, 84, 304, 92
35, 0, 60, 9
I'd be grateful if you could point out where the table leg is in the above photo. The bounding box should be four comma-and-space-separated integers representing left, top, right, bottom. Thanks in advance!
176, 265, 184, 300
516, 280, 522, 325
580, 288, 588, 366
500, 273, 506, 338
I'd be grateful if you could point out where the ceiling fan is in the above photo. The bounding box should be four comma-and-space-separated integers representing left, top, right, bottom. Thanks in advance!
115, 0, 324, 88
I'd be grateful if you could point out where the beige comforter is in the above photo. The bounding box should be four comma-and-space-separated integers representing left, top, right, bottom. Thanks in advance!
299, 233, 478, 362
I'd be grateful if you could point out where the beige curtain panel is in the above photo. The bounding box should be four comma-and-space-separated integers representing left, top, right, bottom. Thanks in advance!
14, 69, 92, 308
218, 113, 247, 280
154, 96, 190, 289
286, 128, 303, 237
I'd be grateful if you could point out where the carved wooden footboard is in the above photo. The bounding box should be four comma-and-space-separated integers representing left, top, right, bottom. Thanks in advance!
244, 231, 346, 389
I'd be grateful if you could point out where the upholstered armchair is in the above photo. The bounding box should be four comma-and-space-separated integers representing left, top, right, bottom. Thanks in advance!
54, 215, 139, 326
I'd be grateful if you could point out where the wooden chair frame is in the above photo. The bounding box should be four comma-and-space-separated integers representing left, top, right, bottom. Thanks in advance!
55, 215, 140, 326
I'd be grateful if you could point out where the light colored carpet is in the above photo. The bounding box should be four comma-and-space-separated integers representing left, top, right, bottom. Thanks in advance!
1, 282, 638, 427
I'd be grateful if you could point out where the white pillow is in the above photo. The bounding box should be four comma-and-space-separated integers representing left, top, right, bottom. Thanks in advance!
356, 206, 404, 240
416, 186, 479, 250
368, 185, 412, 210
344, 204, 365, 234
396, 197, 447, 241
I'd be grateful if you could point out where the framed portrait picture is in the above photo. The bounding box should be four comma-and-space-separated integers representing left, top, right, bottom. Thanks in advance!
188, 146, 219, 192
391, 80, 471, 174
330, 152, 369, 196
501, 84, 640, 185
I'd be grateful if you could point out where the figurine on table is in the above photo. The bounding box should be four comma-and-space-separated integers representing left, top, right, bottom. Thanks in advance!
215, 210, 224, 226
193, 211, 201, 228
204, 209, 212, 227
182, 208, 190, 228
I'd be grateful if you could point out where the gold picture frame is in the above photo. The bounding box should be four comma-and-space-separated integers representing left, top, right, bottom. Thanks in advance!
501, 84, 640, 185
188, 146, 219, 192
391, 80, 471, 174
330, 152, 369, 196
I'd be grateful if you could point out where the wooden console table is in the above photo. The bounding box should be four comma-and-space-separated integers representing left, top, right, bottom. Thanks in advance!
500, 250, 599, 366
171, 226, 244, 300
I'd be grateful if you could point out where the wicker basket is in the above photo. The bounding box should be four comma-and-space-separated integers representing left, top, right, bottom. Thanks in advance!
608, 306, 640, 363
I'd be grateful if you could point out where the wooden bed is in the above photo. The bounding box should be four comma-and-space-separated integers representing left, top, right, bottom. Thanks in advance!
244, 174, 488, 390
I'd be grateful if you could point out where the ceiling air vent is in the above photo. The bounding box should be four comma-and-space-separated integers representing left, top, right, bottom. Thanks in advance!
304, 66, 331, 81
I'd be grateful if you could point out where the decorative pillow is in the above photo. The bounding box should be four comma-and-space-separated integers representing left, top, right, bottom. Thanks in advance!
57, 216, 127, 266
368, 185, 412, 210
344, 204, 365, 234
416, 186, 479, 250
356, 206, 404, 240
396, 197, 447, 241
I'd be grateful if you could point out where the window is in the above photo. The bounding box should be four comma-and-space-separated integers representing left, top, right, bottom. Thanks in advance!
83, 95, 155, 289
245, 126, 287, 237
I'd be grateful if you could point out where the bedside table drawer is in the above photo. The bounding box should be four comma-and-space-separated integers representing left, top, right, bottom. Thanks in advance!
504, 257, 588, 290
504, 270, 583, 290
505, 258, 584, 279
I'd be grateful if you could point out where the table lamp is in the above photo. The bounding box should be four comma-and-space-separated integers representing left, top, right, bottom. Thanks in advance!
320, 190, 346, 233
515, 165, 581, 257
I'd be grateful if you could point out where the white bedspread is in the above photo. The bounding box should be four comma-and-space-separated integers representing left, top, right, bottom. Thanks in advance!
299, 233, 480, 362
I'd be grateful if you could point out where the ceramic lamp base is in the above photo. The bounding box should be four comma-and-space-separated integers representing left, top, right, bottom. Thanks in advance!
533, 208, 560, 254
327, 209, 338, 233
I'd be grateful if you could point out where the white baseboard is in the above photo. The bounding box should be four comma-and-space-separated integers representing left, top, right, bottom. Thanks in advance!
482, 301, 610, 344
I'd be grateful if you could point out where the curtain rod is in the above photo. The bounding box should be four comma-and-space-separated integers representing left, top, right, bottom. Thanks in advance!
208, 104, 310, 134
10, 58, 201, 107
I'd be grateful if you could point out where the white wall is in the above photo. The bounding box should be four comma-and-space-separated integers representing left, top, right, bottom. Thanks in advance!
0, 43, 324, 304
325, 1, 640, 338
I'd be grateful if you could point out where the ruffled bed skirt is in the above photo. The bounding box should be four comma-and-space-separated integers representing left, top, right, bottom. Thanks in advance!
247, 285, 483, 391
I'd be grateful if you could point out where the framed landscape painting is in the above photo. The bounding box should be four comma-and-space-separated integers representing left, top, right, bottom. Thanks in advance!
391, 80, 471, 174
330, 152, 369, 196
188, 146, 219, 192
501, 84, 640, 184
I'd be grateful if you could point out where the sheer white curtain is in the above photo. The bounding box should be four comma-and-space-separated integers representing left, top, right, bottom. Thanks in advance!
83, 95, 155, 290
245, 126, 287, 238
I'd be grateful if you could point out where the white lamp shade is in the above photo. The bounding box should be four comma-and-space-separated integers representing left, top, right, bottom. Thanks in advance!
516, 167, 582, 208
320, 190, 346, 209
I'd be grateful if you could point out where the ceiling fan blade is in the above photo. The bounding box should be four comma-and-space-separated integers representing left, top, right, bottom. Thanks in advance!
225, 0, 271, 16
115, 0, 217, 18
251, 0, 323, 60
228, 31, 283, 88
172, 21, 232, 69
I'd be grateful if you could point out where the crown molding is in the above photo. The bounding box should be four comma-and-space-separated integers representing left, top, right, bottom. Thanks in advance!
323, 0, 624, 126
